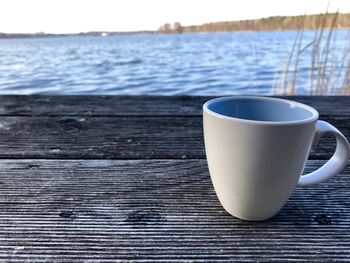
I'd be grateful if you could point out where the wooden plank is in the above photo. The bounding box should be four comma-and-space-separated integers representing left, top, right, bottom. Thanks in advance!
0, 95, 205, 117
0, 115, 347, 160
0, 159, 349, 262
0, 95, 349, 116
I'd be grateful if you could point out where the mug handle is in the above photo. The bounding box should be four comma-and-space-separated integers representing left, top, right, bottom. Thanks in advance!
297, 120, 350, 187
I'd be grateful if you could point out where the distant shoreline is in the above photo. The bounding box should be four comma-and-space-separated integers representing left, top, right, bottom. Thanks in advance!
160, 13, 350, 34
1, 12, 349, 39
0, 31, 157, 39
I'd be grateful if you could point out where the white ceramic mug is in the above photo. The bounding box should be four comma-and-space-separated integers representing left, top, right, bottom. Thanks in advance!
203, 96, 350, 221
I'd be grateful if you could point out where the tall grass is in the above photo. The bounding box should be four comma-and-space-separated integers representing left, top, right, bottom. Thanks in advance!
274, 12, 350, 95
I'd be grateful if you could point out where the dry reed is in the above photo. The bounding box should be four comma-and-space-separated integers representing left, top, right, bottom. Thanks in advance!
274, 11, 350, 95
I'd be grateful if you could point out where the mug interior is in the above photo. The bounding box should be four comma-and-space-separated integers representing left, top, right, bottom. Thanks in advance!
206, 97, 318, 123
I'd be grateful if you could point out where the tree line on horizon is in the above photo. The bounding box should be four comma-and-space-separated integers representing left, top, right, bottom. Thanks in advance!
159, 13, 350, 34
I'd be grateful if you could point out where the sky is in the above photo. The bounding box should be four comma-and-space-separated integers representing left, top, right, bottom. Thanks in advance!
0, 0, 349, 33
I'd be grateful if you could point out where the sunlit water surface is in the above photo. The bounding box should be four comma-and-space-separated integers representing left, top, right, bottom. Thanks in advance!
0, 31, 348, 95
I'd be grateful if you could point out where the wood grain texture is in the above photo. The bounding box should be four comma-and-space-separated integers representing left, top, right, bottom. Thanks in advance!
0, 95, 349, 262
0, 159, 349, 262
0, 115, 347, 160
0, 95, 348, 116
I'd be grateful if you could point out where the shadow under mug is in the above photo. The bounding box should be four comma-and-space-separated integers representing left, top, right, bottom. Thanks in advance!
203, 96, 350, 221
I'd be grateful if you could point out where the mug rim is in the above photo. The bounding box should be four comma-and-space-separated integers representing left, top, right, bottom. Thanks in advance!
203, 96, 319, 125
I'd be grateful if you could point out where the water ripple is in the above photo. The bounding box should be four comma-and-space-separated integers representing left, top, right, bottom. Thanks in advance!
0, 31, 348, 95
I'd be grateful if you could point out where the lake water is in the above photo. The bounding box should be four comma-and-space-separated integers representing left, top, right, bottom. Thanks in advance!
0, 31, 348, 95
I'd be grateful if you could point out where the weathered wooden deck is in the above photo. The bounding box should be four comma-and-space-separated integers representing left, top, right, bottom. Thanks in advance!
0, 95, 349, 262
